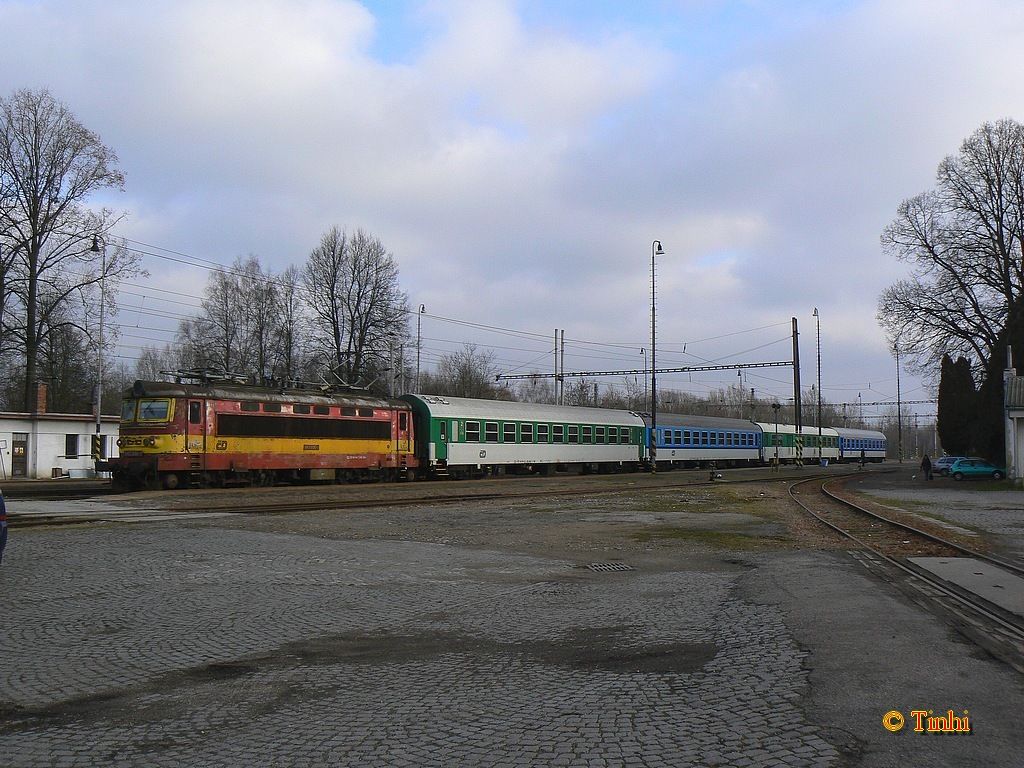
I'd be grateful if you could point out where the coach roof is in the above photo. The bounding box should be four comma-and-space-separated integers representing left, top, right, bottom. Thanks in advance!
402, 394, 645, 427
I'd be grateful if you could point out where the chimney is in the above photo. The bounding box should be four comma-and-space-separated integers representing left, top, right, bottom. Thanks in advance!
34, 381, 48, 414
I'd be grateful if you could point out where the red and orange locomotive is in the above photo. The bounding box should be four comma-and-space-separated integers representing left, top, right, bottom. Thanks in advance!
110, 378, 417, 490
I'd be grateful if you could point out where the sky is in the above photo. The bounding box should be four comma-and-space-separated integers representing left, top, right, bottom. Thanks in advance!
3, 0, 1023, 424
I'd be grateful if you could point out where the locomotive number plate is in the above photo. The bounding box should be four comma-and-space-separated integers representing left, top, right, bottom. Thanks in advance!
303, 444, 320, 451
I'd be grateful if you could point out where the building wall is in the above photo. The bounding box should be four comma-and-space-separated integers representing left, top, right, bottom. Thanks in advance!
0, 413, 120, 479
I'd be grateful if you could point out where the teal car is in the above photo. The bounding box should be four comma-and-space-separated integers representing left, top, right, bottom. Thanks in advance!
949, 458, 1005, 481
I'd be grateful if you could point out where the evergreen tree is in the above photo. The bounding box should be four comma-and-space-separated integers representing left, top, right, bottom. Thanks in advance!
936, 355, 975, 456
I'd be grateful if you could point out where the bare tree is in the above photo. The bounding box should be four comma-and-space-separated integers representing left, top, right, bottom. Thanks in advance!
0, 88, 134, 409
878, 119, 1024, 380
421, 344, 511, 399
303, 227, 409, 389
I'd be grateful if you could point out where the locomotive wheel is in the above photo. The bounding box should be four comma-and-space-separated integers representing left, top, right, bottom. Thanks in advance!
162, 473, 180, 490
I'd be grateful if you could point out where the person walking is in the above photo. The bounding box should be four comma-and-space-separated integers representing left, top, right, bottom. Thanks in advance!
920, 453, 933, 481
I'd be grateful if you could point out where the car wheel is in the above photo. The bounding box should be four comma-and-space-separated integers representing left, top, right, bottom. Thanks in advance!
993, 471, 1004, 480
953, 472, 964, 481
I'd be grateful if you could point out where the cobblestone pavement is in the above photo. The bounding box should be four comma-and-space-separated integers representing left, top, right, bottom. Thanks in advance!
2, 520, 838, 768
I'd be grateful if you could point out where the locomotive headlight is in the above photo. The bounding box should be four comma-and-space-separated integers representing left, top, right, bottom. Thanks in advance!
143, 437, 156, 447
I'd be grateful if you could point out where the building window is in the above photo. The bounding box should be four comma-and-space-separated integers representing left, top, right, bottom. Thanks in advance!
65, 434, 79, 459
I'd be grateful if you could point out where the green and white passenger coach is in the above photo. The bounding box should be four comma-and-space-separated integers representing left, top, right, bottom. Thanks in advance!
401, 394, 646, 477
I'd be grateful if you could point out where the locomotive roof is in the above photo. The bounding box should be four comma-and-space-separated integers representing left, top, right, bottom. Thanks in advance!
126, 380, 407, 409
401, 394, 645, 426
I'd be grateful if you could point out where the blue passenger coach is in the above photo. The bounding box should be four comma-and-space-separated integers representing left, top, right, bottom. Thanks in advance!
834, 427, 887, 462
644, 413, 762, 468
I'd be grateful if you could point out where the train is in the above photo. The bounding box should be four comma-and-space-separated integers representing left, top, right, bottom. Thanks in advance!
107, 380, 887, 490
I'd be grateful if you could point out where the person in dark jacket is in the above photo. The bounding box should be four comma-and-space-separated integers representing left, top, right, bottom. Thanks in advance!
920, 453, 933, 481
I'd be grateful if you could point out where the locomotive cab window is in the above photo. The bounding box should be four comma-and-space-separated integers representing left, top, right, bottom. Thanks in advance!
121, 400, 137, 422
189, 402, 202, 424
399, 412, 408, 431
138, 399, 171, 421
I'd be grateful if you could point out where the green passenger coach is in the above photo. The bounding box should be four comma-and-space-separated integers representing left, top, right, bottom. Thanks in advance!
401, 394, 647, 478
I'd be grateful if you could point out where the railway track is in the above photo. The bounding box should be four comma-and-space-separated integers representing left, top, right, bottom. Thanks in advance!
792, 474, 1024, 673
10, 466, 852, 527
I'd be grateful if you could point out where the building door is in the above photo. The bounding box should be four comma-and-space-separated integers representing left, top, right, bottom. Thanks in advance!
12, 433, 28, 477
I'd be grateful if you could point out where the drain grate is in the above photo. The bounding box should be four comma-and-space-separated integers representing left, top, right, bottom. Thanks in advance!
587, 562, 634, 572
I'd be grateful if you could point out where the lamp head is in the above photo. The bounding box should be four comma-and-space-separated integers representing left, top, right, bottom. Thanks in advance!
653, 240, 664, 255
90, 235, 101, 252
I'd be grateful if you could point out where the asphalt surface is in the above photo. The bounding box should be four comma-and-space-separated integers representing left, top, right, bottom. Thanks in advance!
2, 466, 1022, 767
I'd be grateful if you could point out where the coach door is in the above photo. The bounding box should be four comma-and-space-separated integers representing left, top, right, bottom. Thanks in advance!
186, 400, 206, 463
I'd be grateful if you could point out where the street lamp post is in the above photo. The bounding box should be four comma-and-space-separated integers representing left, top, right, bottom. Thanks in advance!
416, 304, 425, 392
650, 240, 664, 473
90, 235, 106, 467
895, 343, 903, 463
813, 308, 821, 465
640, 347, 647, 409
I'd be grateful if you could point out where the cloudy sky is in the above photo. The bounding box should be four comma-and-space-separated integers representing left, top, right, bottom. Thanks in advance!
3, 0, 1022, 420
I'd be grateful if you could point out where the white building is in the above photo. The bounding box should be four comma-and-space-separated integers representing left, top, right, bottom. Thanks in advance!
0, 383, 120, 480
1006, 370, 1024, 488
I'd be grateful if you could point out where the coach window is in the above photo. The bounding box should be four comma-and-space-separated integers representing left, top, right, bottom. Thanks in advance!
568, 425, 579, 443
263, 403, 282, 413
553, 424, 565, 443
582, 426, 592, 443
605, 426, 616, 443
621, 428, 631, 444
293, 404, 310, 415
676, 430, 684, 445
595, 426, 605, 444
537, 423, 549, 443
241, 402, 259, 412
466, 421, 481, 442
503, 422, 517, 443
521, 423, 534, 443
485, 422, 499, 442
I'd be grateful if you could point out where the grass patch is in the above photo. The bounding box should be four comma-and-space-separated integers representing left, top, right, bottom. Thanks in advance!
632, 526, 790, 551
